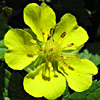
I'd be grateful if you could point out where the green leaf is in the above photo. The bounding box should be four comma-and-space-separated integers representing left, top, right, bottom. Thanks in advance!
0, 15, 7, 24
63, 80, 100, 100
8, 71, 44, 100
0, 67, 11, 100
0, 39, 7, 61
0, 67, 46, 100
0, 24, 10, 40
0, 67, 5, 100
0, 14, 12, 40
4, 97, 11, 100
62, 45, 83, 56
78, 49, 100, 66
3, 69, 11, 98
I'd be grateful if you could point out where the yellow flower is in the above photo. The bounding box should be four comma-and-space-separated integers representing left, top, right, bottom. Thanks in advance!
4, 3, 98, 99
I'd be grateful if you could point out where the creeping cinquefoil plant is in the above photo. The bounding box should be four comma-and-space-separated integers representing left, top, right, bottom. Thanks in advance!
4, 3, 98, 99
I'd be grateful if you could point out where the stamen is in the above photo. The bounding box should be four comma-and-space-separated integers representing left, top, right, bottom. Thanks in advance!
30, 39, 37, 45
50, 28, 55, 35
47, 34, 51, 40
67, 43, 74, 47
40, 29, 45, 42
48, 62, 53, 71
40, 29, 45, 35
63, 56, 68, 60
39, 47, 43, 51
64, 63, 70, 66
58, 56, 68, 61
71, 55, 78, 58
61, 32, 66, 38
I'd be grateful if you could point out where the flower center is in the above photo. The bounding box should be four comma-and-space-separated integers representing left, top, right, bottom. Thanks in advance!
40, 41, 62, 62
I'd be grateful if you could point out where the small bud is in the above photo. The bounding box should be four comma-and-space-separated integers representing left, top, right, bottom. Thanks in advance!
61, 32, 66, 38
67, 43, 74, 47
50, 28, 55, 35
2, 6, 13, 17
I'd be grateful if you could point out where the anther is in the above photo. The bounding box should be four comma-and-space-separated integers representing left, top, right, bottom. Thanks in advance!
50, 28, 55, 35
64, 63, 70, 66
63, 56, 68, 60
61, 32, 66, 38
58, 56, 68, 61
30, 39, 37, 45
47, 34, 51, 40
42, 32, 45, 35
67, 43, 74, 47
39, 47, 43, 51
48, 62, 53, 71
40, 29, 45, 35
71, 55, 78, 58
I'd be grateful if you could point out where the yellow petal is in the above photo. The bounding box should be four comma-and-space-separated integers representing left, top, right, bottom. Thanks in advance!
4, 29, 39, 70
24, 3, 56, 43
54, 13, 89, 50
58, 58, 98, 92
23, 63, 66, 99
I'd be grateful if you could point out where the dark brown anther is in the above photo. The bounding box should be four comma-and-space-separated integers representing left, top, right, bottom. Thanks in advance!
67, 43, 74, 47
50, 28, 55, 35
61, 32, 66, 38
47, 34, 51, 40
42, 32, 45, 35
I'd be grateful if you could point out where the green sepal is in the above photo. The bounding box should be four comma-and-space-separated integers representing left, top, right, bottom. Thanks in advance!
61, 45, 83, 57
0, 39, 7, 61
64, 80, 100, 100
24, 28, 44, 47
25, 56, 45, 72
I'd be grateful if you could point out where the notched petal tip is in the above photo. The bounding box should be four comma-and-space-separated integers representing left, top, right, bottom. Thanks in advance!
58, 58, 98, 92
24, 2, 56, 43
23, 63, 66, 99
4, 29, 39, 70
